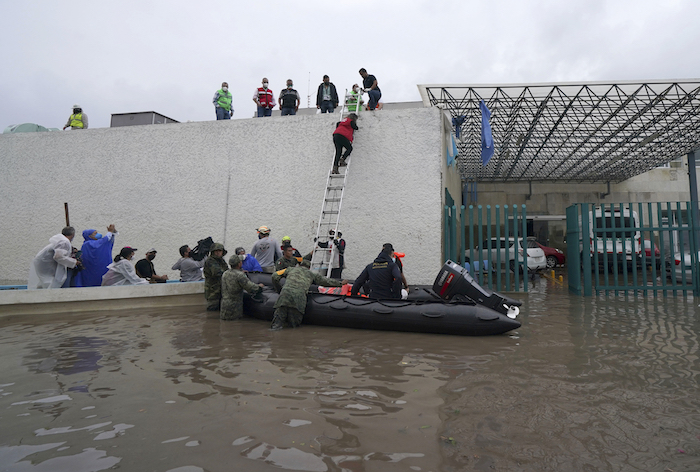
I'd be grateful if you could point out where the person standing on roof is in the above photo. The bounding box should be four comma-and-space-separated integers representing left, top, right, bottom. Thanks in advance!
279, 79, 301, 116
316, 75, 339, 113
250, 226, 282, 273
359, 68, 381, 111
331, 113, 359, 174
213, 81, 233, 120
63, 104, 88, 130
253, 78, 276, 117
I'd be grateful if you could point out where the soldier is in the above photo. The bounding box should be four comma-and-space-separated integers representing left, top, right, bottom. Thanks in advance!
203, 243, 229, 311
220, 254, 264, 320
275, 245, 299, 272
270, 260, 347, 330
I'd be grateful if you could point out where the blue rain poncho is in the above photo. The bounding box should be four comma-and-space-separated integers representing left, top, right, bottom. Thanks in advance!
73, 229, 116, 287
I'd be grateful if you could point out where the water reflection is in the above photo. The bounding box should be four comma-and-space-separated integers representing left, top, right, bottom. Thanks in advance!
0, 282, 698, 471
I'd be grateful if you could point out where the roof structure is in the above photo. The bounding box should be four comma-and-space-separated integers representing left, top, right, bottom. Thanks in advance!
418, 80, 700, 183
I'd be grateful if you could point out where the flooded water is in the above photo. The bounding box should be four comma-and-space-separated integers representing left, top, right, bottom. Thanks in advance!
1, 275, 699, 471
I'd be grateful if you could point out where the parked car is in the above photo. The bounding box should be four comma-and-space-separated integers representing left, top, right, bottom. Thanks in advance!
533, 239, 565, 268
665, 251, 697, 284
470, 237, 547, 272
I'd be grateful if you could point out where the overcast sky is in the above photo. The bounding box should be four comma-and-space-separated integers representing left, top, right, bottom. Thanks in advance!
2, 0, 700, 129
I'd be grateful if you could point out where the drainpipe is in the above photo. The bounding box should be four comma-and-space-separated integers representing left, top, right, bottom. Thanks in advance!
687, 150, 700, 295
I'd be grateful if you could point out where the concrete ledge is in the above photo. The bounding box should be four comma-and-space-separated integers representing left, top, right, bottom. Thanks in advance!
0, 282, 205, 316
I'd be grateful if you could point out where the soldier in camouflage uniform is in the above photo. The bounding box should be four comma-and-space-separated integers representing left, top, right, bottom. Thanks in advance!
203, 243, 229, 311
220, 254, 264, 320
270, 260, 347, 330
274, 245, 299, 272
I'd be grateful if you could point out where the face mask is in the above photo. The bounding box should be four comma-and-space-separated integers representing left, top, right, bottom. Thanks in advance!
353, 87, 359, 92
287, 84, 293, 89
94, 233, 103, 240
241, 254, 247, 260
147, 254, 155, 261
263, 83, 268, 89
392, 257, 396, 262
222, 86, 228, 92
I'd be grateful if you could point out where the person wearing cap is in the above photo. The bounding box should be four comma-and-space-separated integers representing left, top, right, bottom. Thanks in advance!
275, 245, 299, 271
203, 243, 229, 310
220, 254, 265, 321
250, 226, 282, 274
73, 224, 118, 287
270, 260, 347, 330
101, 247, 148, 286
316, 229, 345, 279
350, 243, 402, 299
135, 248, 169, 283
280, 236, 302, 258
63, 104, 88, 130
172, 245, 207, 282
213, 81, 233, 120
235, 247, 263, 272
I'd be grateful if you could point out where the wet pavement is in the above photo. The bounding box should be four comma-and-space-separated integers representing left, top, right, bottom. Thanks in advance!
1, 274, 699, 471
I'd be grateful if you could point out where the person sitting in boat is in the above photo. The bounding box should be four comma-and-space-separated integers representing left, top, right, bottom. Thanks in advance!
204, 243, 229, 311
385, 243, 409, 295
270, 260, 347, 330
235, 247, 262, 273
279, 236, 302, 258
220, 254, 265, 321
172, 245, 207, 282
135, 248, 169, 283
73, 225, 118, 287
275, 245, 299, 272
27, 226, 80, 289
101, 247, 148, 286
350, 244, 403, 299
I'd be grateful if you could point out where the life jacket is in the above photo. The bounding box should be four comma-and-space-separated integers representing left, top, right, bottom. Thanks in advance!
280, 89, 298, 108
69, 113, 84, 128
216, 89, 232, 110
257, 87, 274, 108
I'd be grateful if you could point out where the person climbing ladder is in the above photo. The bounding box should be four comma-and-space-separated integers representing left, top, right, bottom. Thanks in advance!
331, 112, 358, 174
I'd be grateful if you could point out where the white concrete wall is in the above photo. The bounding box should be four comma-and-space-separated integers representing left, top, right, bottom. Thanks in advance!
0, 107, 444, 285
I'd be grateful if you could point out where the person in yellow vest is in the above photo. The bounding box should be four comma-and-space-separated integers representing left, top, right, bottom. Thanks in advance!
346, 85, 363, 112
213, 81, 233, 120
63, 105, 88, 130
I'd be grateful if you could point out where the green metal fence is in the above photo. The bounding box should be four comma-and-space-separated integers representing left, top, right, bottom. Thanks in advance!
444, 204, 529, 292
566, 202, 700, 296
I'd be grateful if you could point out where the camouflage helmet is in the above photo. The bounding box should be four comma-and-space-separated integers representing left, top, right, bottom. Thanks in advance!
300, 260, 311, 269
210, 243, 227, 256
228, 254, 243, 267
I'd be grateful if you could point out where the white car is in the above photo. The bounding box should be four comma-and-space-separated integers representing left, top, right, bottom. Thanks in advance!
471, 237, 547, 272
665, 251, 698, 284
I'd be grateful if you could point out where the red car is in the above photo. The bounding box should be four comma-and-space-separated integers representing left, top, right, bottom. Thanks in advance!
533, 239, 566, 268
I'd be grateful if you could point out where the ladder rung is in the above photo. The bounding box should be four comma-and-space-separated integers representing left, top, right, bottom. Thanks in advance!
327, 186, 344, 190
322, 211, 339, 215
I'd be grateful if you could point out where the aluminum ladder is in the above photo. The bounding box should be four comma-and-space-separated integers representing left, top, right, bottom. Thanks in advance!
310, 90, 361, 276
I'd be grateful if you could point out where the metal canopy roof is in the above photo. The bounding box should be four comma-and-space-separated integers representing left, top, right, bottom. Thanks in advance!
418, 80, 700, 183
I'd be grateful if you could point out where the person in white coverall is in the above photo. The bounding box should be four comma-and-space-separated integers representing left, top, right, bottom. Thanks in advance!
101, 247, 149, 286
27, 226, 79, 289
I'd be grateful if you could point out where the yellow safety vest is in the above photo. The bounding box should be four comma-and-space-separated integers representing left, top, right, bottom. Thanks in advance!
69, 113, 84, 129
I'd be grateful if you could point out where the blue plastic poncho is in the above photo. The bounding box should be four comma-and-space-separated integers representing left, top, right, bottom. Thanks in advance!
73, 229, 115, 287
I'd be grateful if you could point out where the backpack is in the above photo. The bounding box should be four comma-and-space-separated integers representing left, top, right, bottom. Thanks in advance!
191, 237, 214, 261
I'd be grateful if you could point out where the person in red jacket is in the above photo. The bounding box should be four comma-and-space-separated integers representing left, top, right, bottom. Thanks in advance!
253, 78, 276, 117
331, 113, 359, 174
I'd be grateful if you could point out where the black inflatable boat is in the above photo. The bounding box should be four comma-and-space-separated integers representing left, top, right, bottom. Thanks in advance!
243, 261, 522, 336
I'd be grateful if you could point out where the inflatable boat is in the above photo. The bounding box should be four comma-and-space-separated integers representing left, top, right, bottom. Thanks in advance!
243, 261, 522, 336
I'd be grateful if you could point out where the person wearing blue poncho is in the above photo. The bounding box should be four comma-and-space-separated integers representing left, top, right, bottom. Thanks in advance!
74, 224, 118, 287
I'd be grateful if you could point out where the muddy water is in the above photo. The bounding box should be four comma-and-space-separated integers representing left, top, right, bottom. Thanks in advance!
1, 277, 699, 471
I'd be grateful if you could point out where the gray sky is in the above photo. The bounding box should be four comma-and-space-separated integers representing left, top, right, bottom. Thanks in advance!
2, 0, 700, 129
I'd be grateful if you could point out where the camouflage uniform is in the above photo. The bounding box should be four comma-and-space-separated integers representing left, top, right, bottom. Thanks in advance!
275, 256, 298, 272
271, 265, 342, 329
204, 243, 229, 311
220, 268, 263, 320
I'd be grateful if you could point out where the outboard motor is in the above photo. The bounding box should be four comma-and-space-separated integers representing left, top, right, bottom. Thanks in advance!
432, 260, 521, 318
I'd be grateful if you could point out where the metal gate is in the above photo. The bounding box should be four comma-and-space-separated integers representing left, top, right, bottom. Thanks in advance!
566, 202, 700, 296
444, 204, 530, 292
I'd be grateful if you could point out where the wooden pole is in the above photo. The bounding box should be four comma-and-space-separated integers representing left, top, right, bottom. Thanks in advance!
64, 202, 70, 226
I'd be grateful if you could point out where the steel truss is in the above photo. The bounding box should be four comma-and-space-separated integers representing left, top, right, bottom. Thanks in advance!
419, 80, 700, 183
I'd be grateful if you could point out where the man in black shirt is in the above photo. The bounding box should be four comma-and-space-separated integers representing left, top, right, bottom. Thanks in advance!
135, 248, 168, 283
359, 68, 381, 110
351, 243, 402, 299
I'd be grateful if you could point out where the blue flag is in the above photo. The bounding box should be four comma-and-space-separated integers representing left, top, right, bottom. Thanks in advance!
480, 100, 494, 166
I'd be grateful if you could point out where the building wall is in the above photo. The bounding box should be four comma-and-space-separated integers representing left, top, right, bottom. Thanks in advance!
0, 107, 443, 285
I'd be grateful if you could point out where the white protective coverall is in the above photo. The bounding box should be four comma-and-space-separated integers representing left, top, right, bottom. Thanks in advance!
27, 233, 78, 289
101, 259, 149, 286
